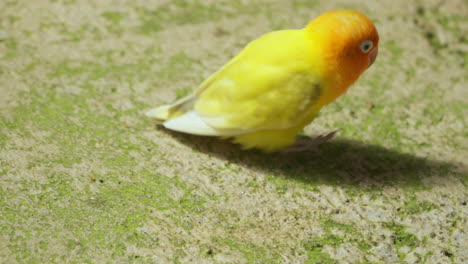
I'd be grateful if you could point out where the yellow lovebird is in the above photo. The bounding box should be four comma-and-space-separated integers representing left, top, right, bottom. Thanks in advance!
146, 10, 379, 152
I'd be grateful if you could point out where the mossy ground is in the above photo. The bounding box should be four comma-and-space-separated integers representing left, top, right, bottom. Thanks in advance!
0, 0, 467, 263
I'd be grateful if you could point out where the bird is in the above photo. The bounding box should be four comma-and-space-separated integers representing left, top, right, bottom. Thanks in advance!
146, 10, 379, 152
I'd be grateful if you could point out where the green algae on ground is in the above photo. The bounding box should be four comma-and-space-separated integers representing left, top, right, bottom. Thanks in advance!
216, 237, 282, 263
135, 0, 264, 34
397, 195, 439, 216
101, 11, 125, 24
304, 240, 338, 264
383, 222, 421, 261
303, 217, 373, 263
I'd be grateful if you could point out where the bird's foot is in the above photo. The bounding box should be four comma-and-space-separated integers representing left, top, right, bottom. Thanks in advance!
281, 130, 338, 153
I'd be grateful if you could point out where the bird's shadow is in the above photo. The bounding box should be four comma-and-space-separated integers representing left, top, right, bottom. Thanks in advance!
161, 127, 465, 188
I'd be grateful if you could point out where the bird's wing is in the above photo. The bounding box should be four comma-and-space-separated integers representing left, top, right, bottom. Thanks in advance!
196, 63, 322, 130
161, 30, 325, 136
163, 63, 323, 136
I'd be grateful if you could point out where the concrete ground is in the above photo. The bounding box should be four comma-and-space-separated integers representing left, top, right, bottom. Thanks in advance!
0, 0, 467, 263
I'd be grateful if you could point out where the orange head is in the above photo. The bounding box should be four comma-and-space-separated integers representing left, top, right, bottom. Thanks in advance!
305, 10, 379, 95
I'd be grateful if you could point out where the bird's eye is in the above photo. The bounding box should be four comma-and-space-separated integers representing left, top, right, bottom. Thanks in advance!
359, 40, 373, 53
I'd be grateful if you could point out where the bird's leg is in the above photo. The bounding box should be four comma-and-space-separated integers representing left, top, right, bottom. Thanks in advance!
281, 130, 338, 153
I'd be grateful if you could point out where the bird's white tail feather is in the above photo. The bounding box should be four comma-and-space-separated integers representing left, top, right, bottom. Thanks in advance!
163, 111, 226, 136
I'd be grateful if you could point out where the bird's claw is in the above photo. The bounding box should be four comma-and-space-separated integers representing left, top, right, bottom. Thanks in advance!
281, 130, 338, 153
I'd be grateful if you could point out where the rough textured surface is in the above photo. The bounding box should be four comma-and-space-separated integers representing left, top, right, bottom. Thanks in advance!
0, 0, 467, 263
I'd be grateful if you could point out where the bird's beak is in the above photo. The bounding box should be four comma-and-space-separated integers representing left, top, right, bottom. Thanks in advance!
368, 46, 378, 68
